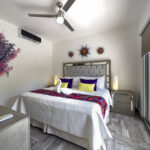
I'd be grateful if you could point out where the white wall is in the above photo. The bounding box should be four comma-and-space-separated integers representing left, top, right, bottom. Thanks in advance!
137, 1, 150, 116
0, 19, 53, 107
53, 25, 139, 93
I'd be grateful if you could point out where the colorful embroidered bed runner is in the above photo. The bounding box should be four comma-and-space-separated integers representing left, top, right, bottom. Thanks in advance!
31, 89, 107, 118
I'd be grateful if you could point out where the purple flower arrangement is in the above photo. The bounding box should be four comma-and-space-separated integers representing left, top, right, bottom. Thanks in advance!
0, 33, 20, 77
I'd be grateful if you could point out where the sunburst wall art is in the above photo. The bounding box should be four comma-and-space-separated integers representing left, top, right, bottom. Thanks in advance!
68, 51, 74, 58
97, 47, 104, 54
0, 32, 20, 77
79, 45, 90, 57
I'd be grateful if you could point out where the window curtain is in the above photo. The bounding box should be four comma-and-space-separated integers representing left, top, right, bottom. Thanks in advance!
142, 21, 150, 130
141, 22, 150, 56
144, 53, 150, 129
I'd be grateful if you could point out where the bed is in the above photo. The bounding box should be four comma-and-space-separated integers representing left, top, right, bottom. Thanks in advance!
12, 60, 112, 150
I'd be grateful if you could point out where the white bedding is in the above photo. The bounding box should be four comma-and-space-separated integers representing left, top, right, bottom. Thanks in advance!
12, 87, 112, 150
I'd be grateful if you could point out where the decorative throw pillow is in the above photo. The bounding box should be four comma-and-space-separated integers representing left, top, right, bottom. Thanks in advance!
64, 76, 78, 88
60, 78, 73, 88
80, 78, 97, 91
60, 82, 68, 88
78, 82, 95, 92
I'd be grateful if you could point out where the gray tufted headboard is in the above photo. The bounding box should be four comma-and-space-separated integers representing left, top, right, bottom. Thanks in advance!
63, 60, 111, 90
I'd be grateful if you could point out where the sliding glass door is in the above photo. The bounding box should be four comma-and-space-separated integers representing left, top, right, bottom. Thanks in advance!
144, 52, 150, 130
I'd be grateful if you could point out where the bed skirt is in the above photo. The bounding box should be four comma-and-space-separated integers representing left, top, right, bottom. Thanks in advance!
31, 119, 88, 149
30, 111, 110, 150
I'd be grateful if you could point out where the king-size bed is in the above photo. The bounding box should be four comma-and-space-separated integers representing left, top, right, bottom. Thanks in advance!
12, 60, 113, 150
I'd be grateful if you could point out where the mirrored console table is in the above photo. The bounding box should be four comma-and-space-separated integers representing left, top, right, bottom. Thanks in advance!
0, 105, 30, 150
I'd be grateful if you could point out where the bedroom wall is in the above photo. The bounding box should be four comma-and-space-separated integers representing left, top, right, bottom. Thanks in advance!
0, 19, 53, 107
52, 25, 139, 94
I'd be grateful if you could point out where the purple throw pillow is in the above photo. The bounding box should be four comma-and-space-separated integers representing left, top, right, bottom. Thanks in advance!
60, 78, 73, 88
80, 78, 97, 91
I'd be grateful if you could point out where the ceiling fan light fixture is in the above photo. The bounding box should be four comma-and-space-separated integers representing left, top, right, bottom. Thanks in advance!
28, 0, 75, 31
56, 16, 64, 24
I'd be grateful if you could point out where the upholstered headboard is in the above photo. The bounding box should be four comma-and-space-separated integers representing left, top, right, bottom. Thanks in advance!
63, 60, 111, 90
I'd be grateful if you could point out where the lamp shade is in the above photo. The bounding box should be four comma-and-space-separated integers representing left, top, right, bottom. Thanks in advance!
54, 75, 59, 86
112, 76, 118, 90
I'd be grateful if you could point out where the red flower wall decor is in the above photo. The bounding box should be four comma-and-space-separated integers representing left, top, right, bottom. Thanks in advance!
68, 51, 74, 57
0, 33, 20, 77
97, 47, 104, 54
79, 46, 90, 57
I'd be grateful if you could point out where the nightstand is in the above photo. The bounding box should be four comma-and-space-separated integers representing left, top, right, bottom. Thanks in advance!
46, 84, 55, 88
111, 90, 135, 115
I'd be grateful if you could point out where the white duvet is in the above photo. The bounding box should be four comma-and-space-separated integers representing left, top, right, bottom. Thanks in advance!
12, 87, 112, 150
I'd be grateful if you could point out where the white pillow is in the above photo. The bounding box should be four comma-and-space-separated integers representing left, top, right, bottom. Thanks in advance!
97, 76, 105, 89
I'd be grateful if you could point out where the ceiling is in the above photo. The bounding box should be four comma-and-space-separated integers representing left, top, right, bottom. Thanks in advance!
0, 0, 149, 42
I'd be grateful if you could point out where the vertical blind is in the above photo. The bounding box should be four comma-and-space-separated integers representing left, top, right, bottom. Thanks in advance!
142, 22, 150, 56
144, 53, 150, 129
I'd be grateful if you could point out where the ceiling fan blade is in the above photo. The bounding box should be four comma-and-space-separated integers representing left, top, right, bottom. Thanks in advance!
63, 0, 76, 12
64, 19, 74, 31
28, 14, 57, 18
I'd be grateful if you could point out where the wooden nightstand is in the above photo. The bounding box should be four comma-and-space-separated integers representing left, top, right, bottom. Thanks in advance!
111, 90, 135, 115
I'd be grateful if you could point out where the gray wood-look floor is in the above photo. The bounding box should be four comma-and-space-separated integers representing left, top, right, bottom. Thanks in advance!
30, 113, 150, 150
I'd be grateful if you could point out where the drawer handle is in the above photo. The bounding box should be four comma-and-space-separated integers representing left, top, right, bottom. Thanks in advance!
131, 100, 133, 111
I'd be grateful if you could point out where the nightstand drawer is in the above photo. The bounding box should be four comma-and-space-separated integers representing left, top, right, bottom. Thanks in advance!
115, 102, 131, 110
115, 93, 131, 104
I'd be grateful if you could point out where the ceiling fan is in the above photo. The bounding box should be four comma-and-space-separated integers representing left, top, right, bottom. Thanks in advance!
28, 0, 76, 32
